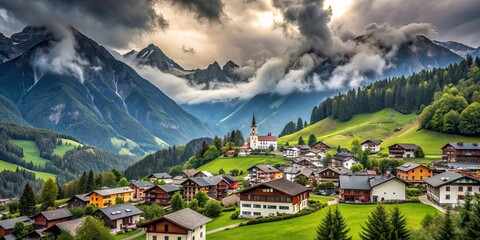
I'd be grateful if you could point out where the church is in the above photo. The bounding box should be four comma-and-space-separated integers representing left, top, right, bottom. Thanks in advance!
246, 114, 278, 150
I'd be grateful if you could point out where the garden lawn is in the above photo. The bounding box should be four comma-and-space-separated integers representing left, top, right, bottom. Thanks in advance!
130, 233, 146, 240
0, 159, 56, 181
207, 208, 247, 231
114, 229, 142, 240
10, 139, 51, 166
309, 195, 335, 203
53, 138, 81, 156
208, 203, 439, 240
197, 156, 286, 178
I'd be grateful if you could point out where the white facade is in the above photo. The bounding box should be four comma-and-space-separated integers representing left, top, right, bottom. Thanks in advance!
361, 144, 380, 153
428, 184, 480, 207
113, 215, 140, 232
371, 179, 406, 202
145, 225, 206, 240
239, 199, 308, 217
342, 158, 359, 169
283, 147, 300, 158
256, 139, 278, 150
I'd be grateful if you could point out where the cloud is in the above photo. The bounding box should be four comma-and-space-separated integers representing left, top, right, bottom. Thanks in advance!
181, 45, 196, 55
166, 0, 224, 23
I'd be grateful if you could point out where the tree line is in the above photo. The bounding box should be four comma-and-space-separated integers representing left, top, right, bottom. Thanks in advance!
279, 117, 309, 137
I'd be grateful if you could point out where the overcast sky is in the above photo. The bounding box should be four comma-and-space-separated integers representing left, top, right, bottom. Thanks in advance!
0, 0, 479, 70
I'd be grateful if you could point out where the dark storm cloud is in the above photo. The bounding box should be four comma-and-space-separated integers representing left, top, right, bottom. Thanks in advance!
167, 0, 224, 23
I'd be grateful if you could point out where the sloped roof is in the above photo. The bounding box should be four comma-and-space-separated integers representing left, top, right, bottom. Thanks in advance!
67, 193, 89, 203
334, 154, 357, 162
339, 175, 371, 190
283, 166, 302, 174
148, 173, 172, 179
86, 187, 133, 197
319, 167, 351, 175
296, 168, 315, 178
186, 176, 226, 187
369, 175, 403, 187
258, 135, 277, 141
312, 141, 330, 148
0, 216, 32, 230
34, 208, 72, 221
45, 217, 86, 236
138, 208, 211, 230
221, 174, 238, 183
361, 140, 383, 145
145, 184, 181, 193
248, 164, 281, 173
389, 143, 418, 150
423, 171, 477, 187
442, 142, 480, 150
182, 169, 198, 177
396, 162, 424, 172
96, 203, 143, 221
131, 181, 154, 188
240, 178, 309, 197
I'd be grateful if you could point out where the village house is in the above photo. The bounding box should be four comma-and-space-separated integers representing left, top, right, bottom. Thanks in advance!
66, 193, 89, 208
292, 158, 318, 169
361, 140, 383, 153
193, 171, 214, 178
388, 143, 418, 158
0, 216, 33, 239
94, 203, 142, 233
181, 169, 198, 178
247, 115, 278, 150
87, 187, 133, 208
300, 149, 326, 161
238, 145, 253, 156
425, 171, 480, 207
144, 185, 181, 206
311, 141, 331, 151
130, 181, 154, 202
332, 151, 359, 169
182, 176, 229, 201
339, 175, 406, 202
247, 164, 284, 184
147, 173, 172, 184
442, 142, 480, 163
239, 178, 309, 217
294, 168, 316, 186
283, 146, 300, 158
32, 208, 73, 229
317, 167, 351, 187
283, 166, 303, 181
221, 174, 239, 189
42, 217, 85, 238
138, 208, 211, 240
396, 162, 432, 185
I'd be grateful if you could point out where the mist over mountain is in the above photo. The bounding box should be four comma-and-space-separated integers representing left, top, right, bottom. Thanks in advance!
433, 40, 475, 58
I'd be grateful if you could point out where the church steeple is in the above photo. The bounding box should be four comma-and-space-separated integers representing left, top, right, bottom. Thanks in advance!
250, 113, 257, 136
251, 113, 256, 127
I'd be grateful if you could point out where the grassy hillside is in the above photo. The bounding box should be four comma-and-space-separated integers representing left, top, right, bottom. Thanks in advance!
278, 109, 480, 157
53, 138, 82, 156
197, 156, 286, 178
10, 139, 51, 166
0, 159, 55, 180
208, 203, 439, 240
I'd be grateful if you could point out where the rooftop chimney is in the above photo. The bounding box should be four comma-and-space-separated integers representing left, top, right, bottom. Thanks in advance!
473, 143, 478, 146
458, 142, 464, 146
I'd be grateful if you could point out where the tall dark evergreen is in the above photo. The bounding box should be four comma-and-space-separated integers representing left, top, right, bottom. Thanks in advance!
19, 182, 36, 216
86, 170, 95, 192
315, 207, 351, 240
296, 118, 304, 131
78, 172, 87, 193
360, 204, 391, 240
298, 136, 305, 145
436, 207, 455, 240
308, 134, 317, 146
389, 206, 410, 240
465, 197, 480, 240
279, 121, 297, 137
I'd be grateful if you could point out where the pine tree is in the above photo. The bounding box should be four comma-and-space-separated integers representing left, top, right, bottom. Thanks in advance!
315, 207, 351, 240
170, 192, 184, 212
436, 207, 455, 240
78, 172, 87, 193
316, 207, 334, 240
332, 207, 351, 240
39, 178, 58, 210
19, 182, 36, 216
308, 134, 317, 146
465, 199, 480, 240
86, 170, 95, 192
360, 204, 391, 240
296, 117, 304, 131
389, 206, 410, 240
461, 193, 473, 228
298, 136, 305, 145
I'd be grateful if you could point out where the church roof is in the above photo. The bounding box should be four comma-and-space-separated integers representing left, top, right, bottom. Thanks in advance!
252, 114, 256, 127
258, 135, 277, 141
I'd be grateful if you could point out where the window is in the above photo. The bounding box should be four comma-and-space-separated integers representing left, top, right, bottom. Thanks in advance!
412, 169, 414, 173
165, 224, 169, 232
164, 237, 169, 240
446, 195, 450, 200
458, 195, 465, 200
153, 237, 157, 240
268, 205, 277, 209
178, 238, 181, 240
420, 176, 423, 180
200, 232, 203, 237
279, 206, 289, 210
253, 212, 261, 216
446, 186, 450, 191
253, 204, 261, 208
242, 211, 251, 215
459, 186, 463, 192
420, 169, 423, 173
242, 203, 251, 208
467, 186, 472, 192
412, 176, 415, 180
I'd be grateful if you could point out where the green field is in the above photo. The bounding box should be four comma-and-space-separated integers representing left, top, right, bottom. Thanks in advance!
207, 208, 247, 231
53, 138, 81, 156
114, 228, 142, 240
197, 156, 287, 178
10, 139, 51, 166
278, 109, 480, 157
0, 159, 56, 180
208, 203, 439, 240
309, 195, 335, 203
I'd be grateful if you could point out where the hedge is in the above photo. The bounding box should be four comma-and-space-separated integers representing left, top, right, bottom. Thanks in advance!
240, 202, 326, 226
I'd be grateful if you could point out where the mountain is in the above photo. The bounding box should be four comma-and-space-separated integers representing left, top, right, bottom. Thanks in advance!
125, 43, 184, 71
0, 26, 49, 63
433, 40, 475, 58
472, 47, 480, 58
0, 26, 214, 154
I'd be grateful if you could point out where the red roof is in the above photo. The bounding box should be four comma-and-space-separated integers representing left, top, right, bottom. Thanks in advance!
258, 135, 277, 141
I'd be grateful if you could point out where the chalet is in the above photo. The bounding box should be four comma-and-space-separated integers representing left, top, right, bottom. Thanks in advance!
32, 208, 73, 229
337, 148, 353, 155
66, 193, 89, 208
283, 166, 302, 181
388, 144, 418, 158
425, 171, 480, 207
361, 140, 382, 153
247, 115, 278, 150
94, 203, 142, 233
42, 217, 85, 238
170, 176, 187, 188
339, 175, 406, 202
311, 141, 331, 151
182, 176, 228, 201
332, 153, 358, 169
238, 145, 253, 156
239, 178, 309, 217
86, 187, 133, 208
130, 181, 154, 202
221, 174, 239, 189
292, 158, 317, 169
0, 216, 33, 238
442, 142, 480, 163
301, 149, 326, 161
181, 169, 198, 178
396, 162, 432, 184
317, 167, 351, 186
247, 164, 284, 184
283, 146, 300, 158
193, 171, 214, 178
144, 185, 181, 206
147, 173, 172, 183
294, 168, 316, 186
138, 208, 211, 240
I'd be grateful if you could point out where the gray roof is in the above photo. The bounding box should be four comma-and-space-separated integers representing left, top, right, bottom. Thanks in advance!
423, 171, 472, 187
3, 234, 17, 240
369, 175, 402, 187
186, 176, 226, 187
157, 185, 181, 193
148, 173, 172, 179
283, 166, 302, 174
87, 187, 133, 197
71, 193, 89, 202
139, 208, 211, 230
443, 142, 480, 150
221, 174, 238, 183
396, 162, 423, 172
361, 140, 382, 145
319, 167, 351, 175
0, 216, 32, 230
35, 208, 72, 221
131, 181, 154, 188
296, 168, 314, 178
334, 154, 357, 162
97, 203, 143, 221
339, 175, 371, 190
248, 164, 281, 173
389, 143, 418, 150
240, 178, 309, 196
46, 217, 86, 236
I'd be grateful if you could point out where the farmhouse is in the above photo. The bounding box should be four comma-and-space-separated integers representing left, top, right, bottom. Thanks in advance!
66, 193, 89, 208
144, 185, 181, 206
87, 187, 133, 208
292, 158, 317, 169
221, 174, 239, 189
396, 162, 432, 184
388, 143, 418, 158
317, 167, 351, 186
247, 164, 284, 184
283, 166, 302, 181
193, 171, 214, 178
0, 216, 33, 238
425, 171, 480, 207
129, 181, 154, 202
311, 141, 331, 151
147, 173, 172, 183
238, 145, 253, 156
42, 217, 85, 238
32, 208, 73, 229
361, 140, 382, 153
246, 114, 278, 150
339, 175, 406, 202
294, 168, 316, 186
332, 153, 359, 169
138, 208, 211, 240
239, 178, 309, 217
94, 203, 142, 233
181, 169, 198, 178
181, 176, 229, 201
283, 146, 300, 158
442, 142, 480, 163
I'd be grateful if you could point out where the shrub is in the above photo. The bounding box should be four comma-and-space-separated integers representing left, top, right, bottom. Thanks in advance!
230, 210, 240, 219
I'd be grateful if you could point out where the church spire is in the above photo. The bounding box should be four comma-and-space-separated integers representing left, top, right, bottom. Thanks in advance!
251, 113, 256, 127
